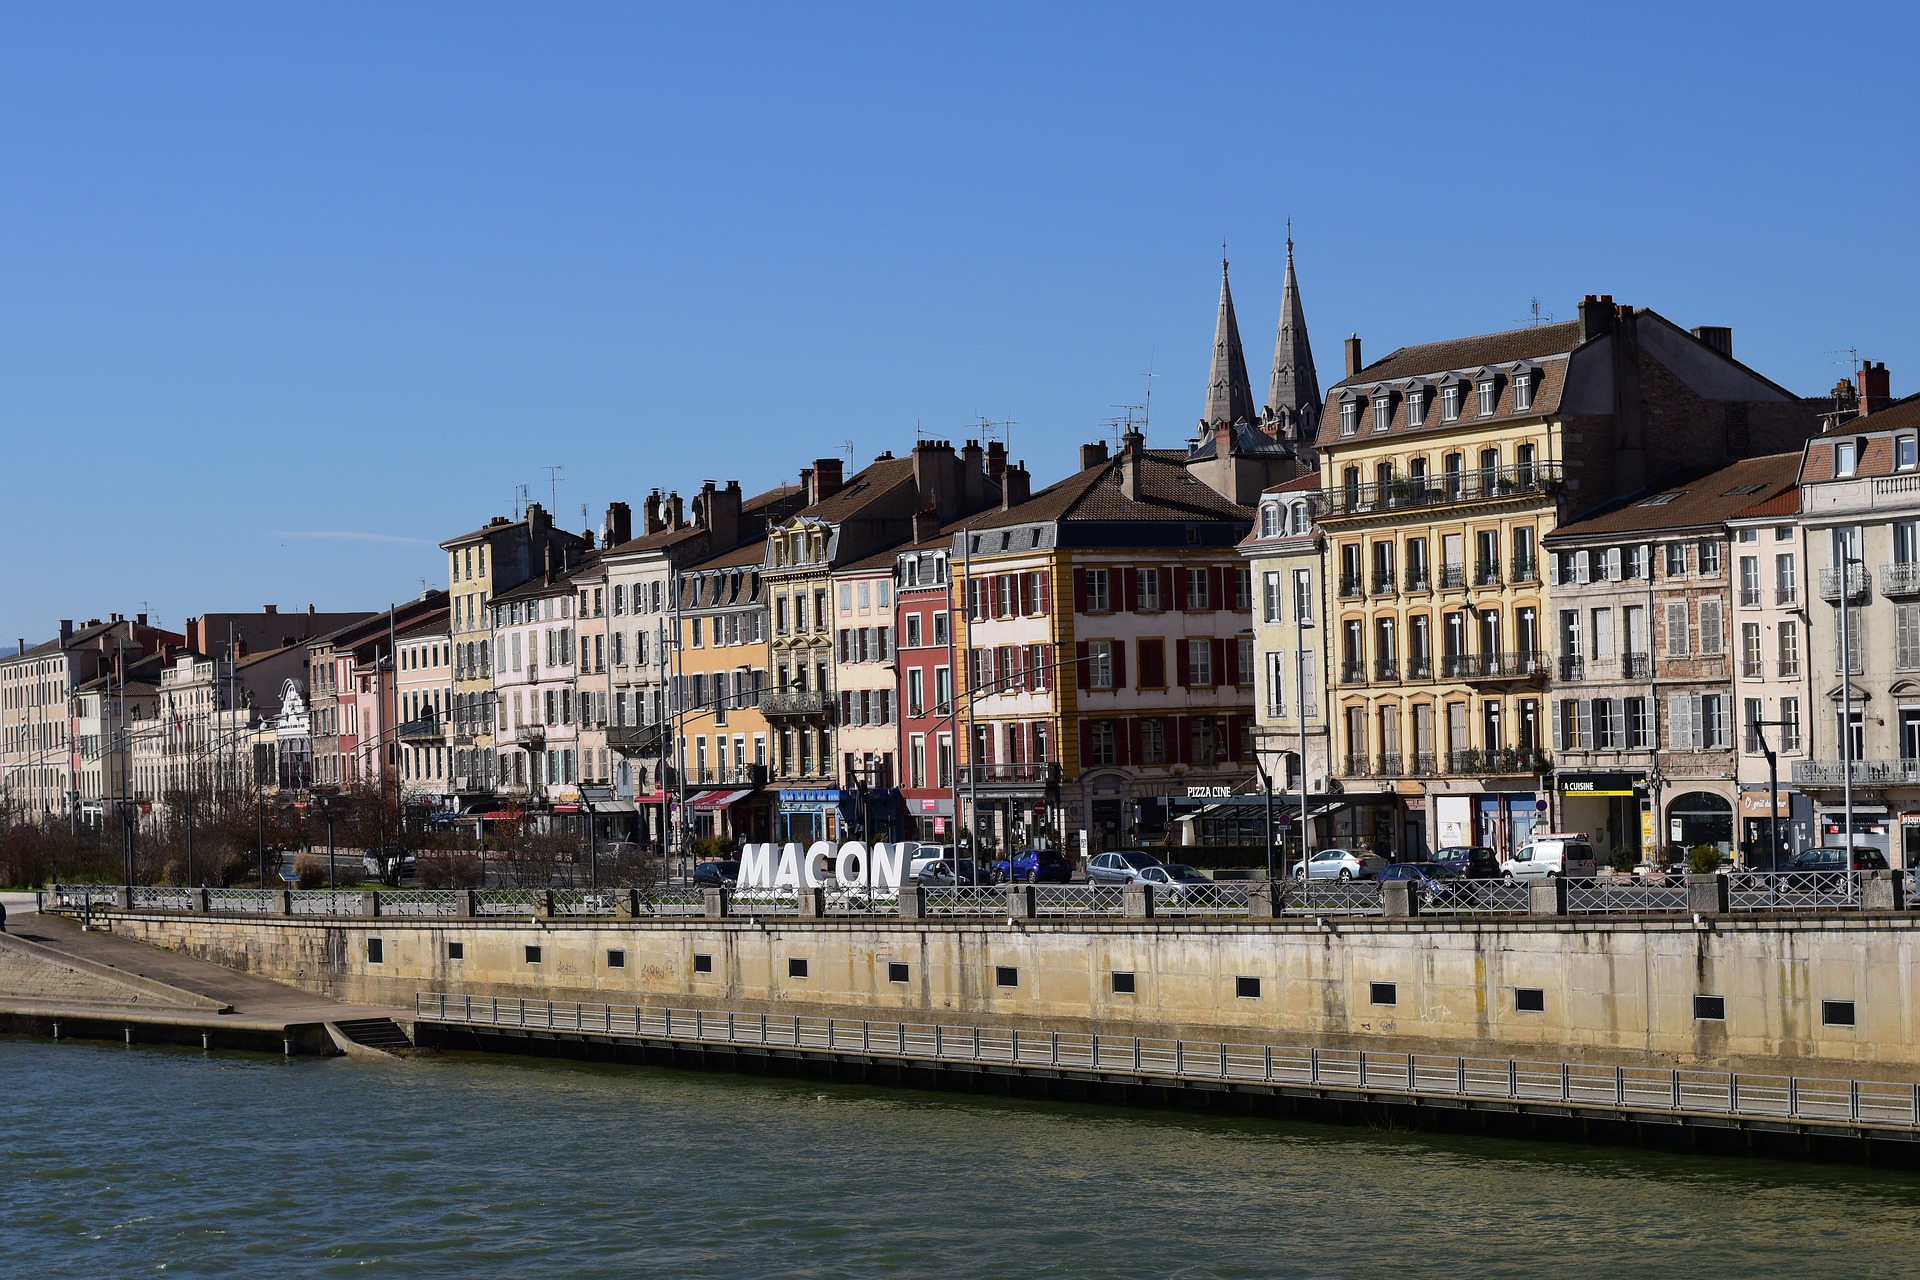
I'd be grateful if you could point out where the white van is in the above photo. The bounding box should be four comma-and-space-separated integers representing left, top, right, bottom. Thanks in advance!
1502, 833, 1599, 880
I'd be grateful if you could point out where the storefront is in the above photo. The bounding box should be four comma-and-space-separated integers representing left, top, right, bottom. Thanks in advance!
1736, 787, 1809, 868
1431, 788, 1543, 859
1558, 772, 1650, 864
903, 794, 955, 842
1814, 805, 1891, 861
777, 788, 851, 843
1666, 790, 1734, 856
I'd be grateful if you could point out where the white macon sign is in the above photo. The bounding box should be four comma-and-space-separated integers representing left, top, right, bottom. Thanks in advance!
736, 842, 909, 891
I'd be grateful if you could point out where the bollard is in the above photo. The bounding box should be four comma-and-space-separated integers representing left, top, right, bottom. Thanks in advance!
1247, 882, 1277, 920
1004, 883, 1035, 920
703, 887, 730, 919
277, 889, 295, 917
1123, 883, 1155, 919
193, 887, 211, 914
538, 888, 556, 919
359, 890, 381, 919
115, 886, 133, 911
622, 888, 642, 918
1381, 880, 1417, 918
454, 889, 477, 919
896, 886, 926, 920
1529, 878, 1568, 917
1862, 869, 1906, 912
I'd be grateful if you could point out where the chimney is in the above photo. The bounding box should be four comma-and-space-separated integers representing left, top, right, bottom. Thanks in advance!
643, 492, 665, 535
15, 640, 22, 656
667, 491, 685, 529
544, 541, 555, 581
1691, 326, 1734, 359
1859, 361, 1893, 417
604, 501, 632, 547
960, 440, 985, 509
1079, 440, 1110, 470
263, 604, 278, 615
526, 502, 549, 534
1119, 429, 1146, 501
811, 457, 844, 504
59, 620, 73, 643
1345, 333, 1363, 378
1214, 420, 1234, 459
708, 481, 743, 547
1000, 462, 1031, 510
307, 603, 315, 616
913, 505, 941, 544
1579, 294, 1615, 341
914, 439, 962, 520
136, 613, 147, 627
985, 440, 1006, 478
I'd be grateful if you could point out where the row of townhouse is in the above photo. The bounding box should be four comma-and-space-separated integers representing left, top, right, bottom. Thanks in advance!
1242, 310, 1903, 868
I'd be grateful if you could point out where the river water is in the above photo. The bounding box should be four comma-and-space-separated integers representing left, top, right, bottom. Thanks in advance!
4, 1038, 1918, 1278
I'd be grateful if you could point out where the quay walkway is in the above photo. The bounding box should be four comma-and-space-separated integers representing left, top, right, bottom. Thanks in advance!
0, 908, 411, 1056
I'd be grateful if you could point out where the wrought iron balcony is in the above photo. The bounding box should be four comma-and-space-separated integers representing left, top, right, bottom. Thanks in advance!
1406, 657, 1433, 680
1881, 563, 1920, 597
1370, 571, 1396, 595
1323, 462, 1563, 517
1509, 556, 1540, 585
1374, 752, 1403, 777
1777, 660, 1800, 678
1404, 566, 1432, 592
1339, 755, 1372, 777
1818, 566, 1870, 602
1623, 653, 1651, 679
1446, 749, 1551, 777
397, 717, 444, 743
1738, 587, 1763, 607
1558, 656, 1585, 681
1408, 753, 1438, 776
1439, 564, 1466, 589
1775, 586, 1798, 607
760, 690, 834, 718
1474, 562, 1502, 587
1338, 572, 1365, 599
1338, 661, 1367, 685
1455, 651, 1548, 681
606, 722, 665, 753
1373, 659, 1399, 681
957, 762, 1060, 790
686, 764, 767, 787
1793, 759, 1920, 788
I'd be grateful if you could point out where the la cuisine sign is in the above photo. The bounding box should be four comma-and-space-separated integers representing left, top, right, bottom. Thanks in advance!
737, 841, 910, 891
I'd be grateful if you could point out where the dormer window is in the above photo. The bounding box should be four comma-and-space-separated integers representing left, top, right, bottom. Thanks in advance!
1339, 399, 1359, 436
1372, 394, 1393, 433
1512, 373, 1534, 412
1260, 504, 1281, 537
1440, 385, 1460, 422
1476, 377, 1499, 417
1899, 435, 1917, 471
1835, 440, 1858, 478
1290, 502, 1310, 535
1405, 388, 1426, 428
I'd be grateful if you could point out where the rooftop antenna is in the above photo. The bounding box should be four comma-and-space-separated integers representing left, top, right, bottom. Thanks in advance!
1142, 347, 1157, 432
1826, 347, 1862, 375
513, 484, 530, 520
842, 440, 856, 466
581, 502, 591, 534
1524, 297, 1556, 327
540, 464, 564, 510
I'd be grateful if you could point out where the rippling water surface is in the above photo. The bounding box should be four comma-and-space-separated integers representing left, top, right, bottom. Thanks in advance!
4, 1037, 1919, 1278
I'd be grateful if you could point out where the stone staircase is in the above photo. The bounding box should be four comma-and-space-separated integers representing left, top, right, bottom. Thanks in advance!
329, 1017, 414, 1054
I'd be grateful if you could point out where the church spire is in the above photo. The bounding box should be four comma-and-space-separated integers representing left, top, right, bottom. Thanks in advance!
1264, 228, 1320, 440
1201, 255, 1256, 430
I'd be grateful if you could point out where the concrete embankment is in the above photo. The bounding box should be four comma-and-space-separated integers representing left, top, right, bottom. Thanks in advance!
77, 906, 1920, 1081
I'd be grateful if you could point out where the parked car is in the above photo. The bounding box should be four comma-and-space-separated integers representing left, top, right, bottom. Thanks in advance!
1501, 834, 1599, 880
992, 849, 1075, 884
692, 859, 739, 888
1778, 846, 1888, 894
1136, 863, 1212, 899
917, 859, 995, 886
1290, 848, 1386, 881
1086, 850, 1163, 885
1376, 861, 1466, 904
906, 844, 954, 882
1428, 845, 1500, 879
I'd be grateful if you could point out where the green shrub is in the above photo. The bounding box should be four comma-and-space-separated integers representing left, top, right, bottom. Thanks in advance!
1687, 844, 1723, 875
293, 853, 329, 889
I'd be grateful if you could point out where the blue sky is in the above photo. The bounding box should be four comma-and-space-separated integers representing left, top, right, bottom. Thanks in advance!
3, 2, 1915, 645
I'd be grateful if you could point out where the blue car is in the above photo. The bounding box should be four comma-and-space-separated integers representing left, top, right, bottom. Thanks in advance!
990, 849, 1074, 883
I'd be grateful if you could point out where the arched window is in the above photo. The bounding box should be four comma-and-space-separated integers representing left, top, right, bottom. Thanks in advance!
1261, 504, 1280, 537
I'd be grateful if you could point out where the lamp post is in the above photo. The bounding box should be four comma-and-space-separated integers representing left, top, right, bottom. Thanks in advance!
323, 796, 335, 890
1255, 759, 1277, 885
1747, 713, 1789, 871
1838, 551, 1862, 892
1295, 569, 1316, 879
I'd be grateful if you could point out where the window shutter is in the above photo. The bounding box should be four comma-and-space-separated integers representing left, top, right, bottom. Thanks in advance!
1211, 638, 1227, 685
1574, 551, 1591, 584
1175, 639, 1191, 687
1206, 566, 1222, 608
1547, 554, 1560, 586
1690, 696, 1706, 747
1017, 574, 1031, 616
1112, 640, 1128, 690
1222, 714, 1241, 762
1114, 717, 1132, 766
1128, 717, 1144, 763
1173, 566, 1189, 605
1039, 572, 1051, 614
1076, 718, 1092, 771
1551, 700, 1566, 751
1122, 568, 1138, 613
1225, 637, 1242, 686
1605, 549, 1622, 581
1072, 568, 1087, 614
1075, 641, 1091, 691
1170, 715, 1190, 763
1665, 602, 1689, 655
1666, 694, 1689, 748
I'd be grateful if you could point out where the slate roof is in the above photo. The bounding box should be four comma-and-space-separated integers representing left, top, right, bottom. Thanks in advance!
491, 552, 603, 605
1842, 392, 1920, 434
1544, 452, 1802, 542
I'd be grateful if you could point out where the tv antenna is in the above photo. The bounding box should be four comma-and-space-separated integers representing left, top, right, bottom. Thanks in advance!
1141, 348, 1157, 431
540, 464, 564, 509
1524, 297, 1556, 327
1826, 346, 1861, 375
842, 440, 856, 466
513, 484, 530, 520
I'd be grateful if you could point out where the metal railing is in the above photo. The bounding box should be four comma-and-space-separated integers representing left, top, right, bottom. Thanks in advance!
1324, 462, 1562, 517
1338, 661, 1367, 685
922, 886, 1008, 915
1373, 659, 1399, 681
1728, 870, 1860, 910
1445, 749, 1549, 776
476, 888, 543, 917
1559, 656, 1585, 681
1793, 759, 1920, 787
759, 690, 834, 717
207, 888, 277, 914
1156, 882, 1253, 916
1473, 562, 1501, 587
958, 762, 1060, 787
1375, 752, 1403, 776
1623, 652, 1651, 678
1818, 566, 1870, 602
1567, 881, 1687, 914
1404, 567, 1432, 592
1881, 563, 1920, 597
1439, 564, 1466, 589
290, 891, 364, 917
1278, 880, 1383, 913
411, 990, 1920, 1133
1454, 651, 1547, 680
1510, 556, 1540, 584
1406, 658, 1433, 680
129, 886, 194, 911
378, 888, 462, 917
1338, 573, 1364, 599
1420, 880, 1534, 914
1776, 586, 1798, 607
1340, 755, 1372, 777
1371, 571, 1396, 595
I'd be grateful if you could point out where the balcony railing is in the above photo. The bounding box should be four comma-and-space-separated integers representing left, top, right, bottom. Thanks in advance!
1455, 651, 1548, 681
1340, 755, 1372, 777
1338, 661, 1367, 685
1374, 752, 1403, 776
1473, 562, 1501, 587
1818, 566, 1870, 602
1881, 563, 1920, 597
760, 690, 834, 717
685, 764, 768, 787
1406, 657, 1432, 680
1559, 656, 1585, 681
1623, 653, 1651, 679
1509, 557, 1540, 585
1446, 749, 1550, 776
1409, 753, 1438, 776
1793, 759, 1920, 788
1775, 586, 1799, 607
1741, 659, 1765, 680
957, 762, 1060, 788
397, 717, 444, 743
1338, 573, 1365, 599
607, 723, 665, 753
1739, 587, 1763, 607
1777, 660, 1800, 678
1404, 566, 1432, 592
1370, 571, 1396, 595
1439, 564, 1466, 589
1373, 659, 1399, 681
1324, 462, 1563, 517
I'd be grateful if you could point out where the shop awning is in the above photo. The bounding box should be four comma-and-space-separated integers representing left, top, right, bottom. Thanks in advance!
632, 791, 667, 805
594, 801, 637, 814
692, 788, 753, 811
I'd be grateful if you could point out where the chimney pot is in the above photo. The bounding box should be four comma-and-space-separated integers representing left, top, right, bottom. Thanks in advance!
811, 458, 844, 504
1859, 360, 1893, 416
1578, 294, 1615, 341
1691, 326, 1734, 359
1345, 334, 1363, 378
264, 604, 277, 615
1079, 441, 1110, 470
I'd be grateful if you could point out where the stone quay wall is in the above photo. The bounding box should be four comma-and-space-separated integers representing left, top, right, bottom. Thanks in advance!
91, 906, 1920, 1080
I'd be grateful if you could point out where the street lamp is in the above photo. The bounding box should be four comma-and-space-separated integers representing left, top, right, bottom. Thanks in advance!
1295, 571, 1316, 880
1838, 550, 1863, 889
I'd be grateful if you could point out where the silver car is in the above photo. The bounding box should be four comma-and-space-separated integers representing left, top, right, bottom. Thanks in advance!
1290, 849, 1387, 881
1086, 850, 1162, 885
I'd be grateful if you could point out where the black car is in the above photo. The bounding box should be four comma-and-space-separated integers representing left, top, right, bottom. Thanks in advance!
1428, 845, 1501, 879
1376, 861, 1468, 904
917, 859, 995, 886
692, 859, 740, 888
